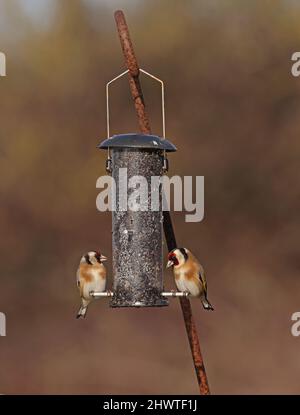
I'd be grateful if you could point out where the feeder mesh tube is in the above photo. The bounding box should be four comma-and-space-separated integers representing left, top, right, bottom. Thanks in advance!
110, 148, 168, 307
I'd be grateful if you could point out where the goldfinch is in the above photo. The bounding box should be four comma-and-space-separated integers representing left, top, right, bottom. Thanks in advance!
167, 247, 214, 311
76, 251, 107, 318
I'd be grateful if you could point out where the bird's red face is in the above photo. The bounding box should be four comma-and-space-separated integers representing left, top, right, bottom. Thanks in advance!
94, 251, 107, 263
95, 251, 101, 263
167, 251, 179, 267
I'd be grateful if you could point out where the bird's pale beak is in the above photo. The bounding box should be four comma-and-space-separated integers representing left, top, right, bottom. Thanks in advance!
166, 260, 173, 268
100, 255, 107, 262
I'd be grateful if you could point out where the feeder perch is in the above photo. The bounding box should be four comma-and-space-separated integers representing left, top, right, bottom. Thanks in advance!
91, 291, 190, 299
90, 291, 190, 298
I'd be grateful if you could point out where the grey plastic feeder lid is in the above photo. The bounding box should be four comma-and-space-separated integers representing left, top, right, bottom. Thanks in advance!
98, 133, 177, 152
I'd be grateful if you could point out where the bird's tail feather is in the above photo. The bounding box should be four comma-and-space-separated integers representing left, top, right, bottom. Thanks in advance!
76, 305, 88, 319
201, 296, 214, 311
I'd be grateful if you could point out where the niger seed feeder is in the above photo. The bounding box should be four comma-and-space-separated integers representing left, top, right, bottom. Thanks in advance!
97, 69, 176, 307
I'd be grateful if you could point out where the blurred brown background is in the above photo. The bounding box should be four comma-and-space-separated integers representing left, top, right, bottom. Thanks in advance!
1, 0, 300, 394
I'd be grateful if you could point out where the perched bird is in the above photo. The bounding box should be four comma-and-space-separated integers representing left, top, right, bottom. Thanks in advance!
167, 247, 214, 311
76, 251, 107, 318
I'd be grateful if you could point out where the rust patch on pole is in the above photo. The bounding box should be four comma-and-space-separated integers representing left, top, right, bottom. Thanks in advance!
115, 11, 152, 134
114, 10, 140, 77
179, 297, 210, 395
113, 9, 210, 395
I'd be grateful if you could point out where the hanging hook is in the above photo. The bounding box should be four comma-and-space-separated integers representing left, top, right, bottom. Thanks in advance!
106, 69, 130, 138
105, 70, 129, 174
139, 69, 168, 174
105, 68, 168, 173
139, 69, 166, 139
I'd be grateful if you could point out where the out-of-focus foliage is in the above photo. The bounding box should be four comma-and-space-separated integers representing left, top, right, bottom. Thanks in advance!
1, 0, 300, 394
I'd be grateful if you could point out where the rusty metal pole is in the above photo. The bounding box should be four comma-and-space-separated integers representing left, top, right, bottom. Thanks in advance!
114, 10, 210, 395
114, 12, 151, 134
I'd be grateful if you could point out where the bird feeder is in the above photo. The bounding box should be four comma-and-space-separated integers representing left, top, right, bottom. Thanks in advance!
99, 133, 176, 307
97, 69, 176, 307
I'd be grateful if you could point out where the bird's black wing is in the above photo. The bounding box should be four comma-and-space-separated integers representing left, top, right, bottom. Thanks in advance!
198, 270, 207, 295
